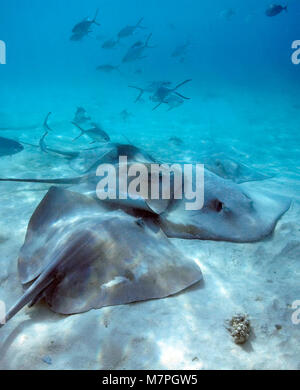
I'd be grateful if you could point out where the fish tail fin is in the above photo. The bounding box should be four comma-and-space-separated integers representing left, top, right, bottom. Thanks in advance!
174, 79, 192, 91
128, 85, 145, 102
284, 6, 288, 12
174, 91, 191, 100
145, 33, 153, 48
152, 101, 163, 111
136, 17, 146, 29
71, 122, 85, 141
0, 271, 56, 327
136, 17, 144, 27
93, 8, 100, 25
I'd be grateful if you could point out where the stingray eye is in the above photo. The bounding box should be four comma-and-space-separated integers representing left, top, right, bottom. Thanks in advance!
211, 199, 224, 213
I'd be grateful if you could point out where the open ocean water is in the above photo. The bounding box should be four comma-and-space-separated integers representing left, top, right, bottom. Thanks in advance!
0, 0, 299, 370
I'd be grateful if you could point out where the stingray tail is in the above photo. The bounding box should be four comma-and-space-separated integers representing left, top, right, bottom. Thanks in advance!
43, 112, 53, 132
0, 174, 88, 185
0, 273, 55, 328
136, 17, 146, 29
39, 130, 49, 153
0, 125, 39, 131
39, 112, 53, 153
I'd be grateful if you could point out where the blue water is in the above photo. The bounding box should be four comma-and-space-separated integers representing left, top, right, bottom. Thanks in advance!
0, 0, 300, 370
1, 1, 300, 167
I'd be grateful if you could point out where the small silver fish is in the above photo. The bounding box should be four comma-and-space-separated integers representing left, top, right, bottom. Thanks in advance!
118, 17, 146, 40
265, 4, 287, 17
164, 94, 185, 111
102, 38, 119, 49
71, 9, 100, 36
172, 41, 190, 58
220, 8, 236, 20
72, 122, 110, 143
122, 34, 154, 63
96, 64, 120, 73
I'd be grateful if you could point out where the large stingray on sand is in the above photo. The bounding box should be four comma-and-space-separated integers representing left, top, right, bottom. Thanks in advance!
0, 187, 202, 326
158, 168, 290, 242
94, 163, 290, 243
0, 161, 291, 243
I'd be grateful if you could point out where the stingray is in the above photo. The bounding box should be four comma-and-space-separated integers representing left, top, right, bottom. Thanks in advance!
0, 136, 24, 157
0, 122, 291, 244
0, 159, 291, 243
0, 124, 39, 131
201, 153, 272, 184
158, 167, 291, 243
68, 142, 156, 175
93, 162, 291, 242
0, 187, 202, 327
0, 112, 106, 165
